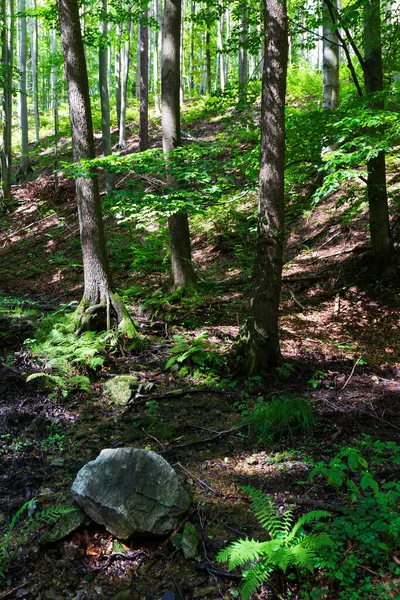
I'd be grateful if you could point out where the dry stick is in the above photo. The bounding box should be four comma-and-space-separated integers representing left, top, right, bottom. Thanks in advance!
175, 462, 245, 501
164, 424, 247, 453
285, 495, 344, 513
2, 213, 56, 241
288, 288, 306, 311
338, 356, 363, 393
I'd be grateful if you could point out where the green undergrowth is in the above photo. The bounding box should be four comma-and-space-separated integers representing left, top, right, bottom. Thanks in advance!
218, 439, 400, 599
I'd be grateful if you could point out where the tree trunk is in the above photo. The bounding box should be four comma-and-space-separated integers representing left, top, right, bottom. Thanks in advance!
29, 0, 40, 143
99, 0, 115, 191
56, 0, 138, 337
51, 29, 59, 191
363, 0, 394, 272
217, 13, 225, 91
1, 0, 14, 203
322, 0, 339, 109
18, 0, 30, 175
162, 0, 196, 289
115, 23, 122, 129
139, 11, 149, 151
118, 3, 132, 149
205, 4, 211, 95
238, 0, 248, 105
243, 0, 288, 373
153, 0, 161, 115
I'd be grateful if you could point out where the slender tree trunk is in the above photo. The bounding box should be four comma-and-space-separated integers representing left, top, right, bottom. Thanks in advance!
139, 10, 149, 151
56, 0, 138, 337
189, 0, 195, 93
136, 24, 141, 100
1, 0, 14, 202
363, 0, 394, 272
52, 29, 59, 191
217, 13, 225, 91
205, 7, 211, 95
322, 0, 340, 109
18, 0, 30, 174
115, 23, 122, 130
29, 0, 40, 143
238, 0, 248, 105
153, 0, 161, 115
162, 0, 196, 289
243, 0, 288, 372
118, 2, 132, 149
99, 0, 115, 191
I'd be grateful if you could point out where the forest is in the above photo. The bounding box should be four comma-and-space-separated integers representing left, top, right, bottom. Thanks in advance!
0, 0, 400, 597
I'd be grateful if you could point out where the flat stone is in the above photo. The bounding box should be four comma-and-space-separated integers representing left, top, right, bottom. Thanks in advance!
71, 448, 191, 538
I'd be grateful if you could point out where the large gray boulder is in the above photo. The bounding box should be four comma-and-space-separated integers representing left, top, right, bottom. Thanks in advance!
71, 448, 191, 538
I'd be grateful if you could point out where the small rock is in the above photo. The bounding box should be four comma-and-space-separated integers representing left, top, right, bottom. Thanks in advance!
245, 455, 258, 465
51, 457, 65, 467
104, 376, 139, 405
160, 592, 175, 600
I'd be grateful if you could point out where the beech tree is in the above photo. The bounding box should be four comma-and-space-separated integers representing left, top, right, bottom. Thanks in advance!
322, 0, 339, 109
1, 0, 14, 202
243, 0, 288, 372
56, 0, 137, 336
17, 0, 30, 174
162, 0, 196, 289
139, 6, 149, 151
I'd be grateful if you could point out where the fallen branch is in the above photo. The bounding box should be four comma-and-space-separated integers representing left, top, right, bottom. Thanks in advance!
175, 462, 245, 501
288, 288, 306, 311
338, 356, 363, 393
92, 549, 149, 572
284, 496, 344, 513
164, 424, 247, 453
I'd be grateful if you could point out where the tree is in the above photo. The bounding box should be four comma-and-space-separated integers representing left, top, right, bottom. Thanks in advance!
118, 1, 132, 149
363, 0, 394, 272
242, 0, 288, 372
162, 0, 196, 289
1, 0, 14, 202
56, 0, 137, 336
322, 0, 339, 109
17, 0, 30, 175
139, 6, 149, 151
99, 0, 115, 191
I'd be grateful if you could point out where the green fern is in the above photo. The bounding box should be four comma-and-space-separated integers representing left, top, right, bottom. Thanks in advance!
216, 486, 332, 599
0, 500, 78, 579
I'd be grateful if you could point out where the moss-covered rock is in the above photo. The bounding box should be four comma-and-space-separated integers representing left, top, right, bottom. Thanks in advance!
104, 375, 139, 405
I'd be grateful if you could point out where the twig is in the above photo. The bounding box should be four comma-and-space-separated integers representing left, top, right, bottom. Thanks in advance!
164, 424, 247, 453
142, 428, 166, 452
92, 549, 149, 572
0, 582, 28, 599
338, 356, 363, 393
288, 288, 306, 311
175, 463, 245, 501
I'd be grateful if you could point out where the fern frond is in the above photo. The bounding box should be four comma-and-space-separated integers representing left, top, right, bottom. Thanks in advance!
242, 486, 283, 538
287, 510, 331, 541
280, 505, 296, 538
216, 538, 267, 569
241, 561, 274, 600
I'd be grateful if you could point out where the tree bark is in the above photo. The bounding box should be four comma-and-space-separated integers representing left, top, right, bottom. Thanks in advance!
162, 0, 196, 289
363, 0, 394, 272
322, 0, 340, 109
99, 0, 115, 191
51, 29, 59, 191
139, 11, 149, 151
118, 2, 132, 149
57, 0, 138, 337
1, 0, 14, 203
238, 0, 248, 105
29, 0, 40, 143
243, 0, 288, 373
18, 0, 30, 174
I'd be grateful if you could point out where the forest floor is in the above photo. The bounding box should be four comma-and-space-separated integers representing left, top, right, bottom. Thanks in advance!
0, 102, 400, 600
